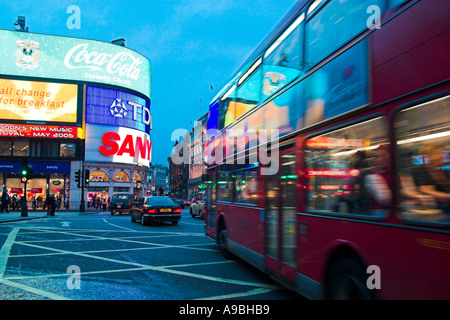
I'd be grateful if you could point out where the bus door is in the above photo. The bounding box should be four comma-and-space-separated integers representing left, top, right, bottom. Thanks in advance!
265, 149, 297, 282
205, 169, 216, 238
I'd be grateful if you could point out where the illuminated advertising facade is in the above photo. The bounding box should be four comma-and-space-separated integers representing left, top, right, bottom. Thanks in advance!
0, 79, 79, 124
0, 29, 151, 98
0, 29, 151, 209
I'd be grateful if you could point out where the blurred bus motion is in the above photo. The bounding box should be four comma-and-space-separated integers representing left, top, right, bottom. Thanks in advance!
203, 0, 449, 299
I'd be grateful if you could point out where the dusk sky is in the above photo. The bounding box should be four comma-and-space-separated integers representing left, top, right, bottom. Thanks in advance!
0, 0, 298, 165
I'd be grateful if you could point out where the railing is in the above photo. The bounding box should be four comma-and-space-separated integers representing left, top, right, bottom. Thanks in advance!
1, 201, 110, 213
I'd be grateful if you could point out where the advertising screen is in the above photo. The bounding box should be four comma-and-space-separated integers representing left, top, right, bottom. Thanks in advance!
0, 79, 78, 123
86, 86, 151, 134
0, 29, 151, 98
85, 123, 151, 167
0, 123, 77, 139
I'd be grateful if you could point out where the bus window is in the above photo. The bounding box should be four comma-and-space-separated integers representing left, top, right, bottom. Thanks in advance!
395, 96, 450, 226
235, 165, 259, 205
219, 85, 237, 130
235, 67, 262, 120
262, 12, 304, 101
389, 0, 410, 10
305, 117, 389, 217
305, 0, 386, 68
217, 165, 233, 202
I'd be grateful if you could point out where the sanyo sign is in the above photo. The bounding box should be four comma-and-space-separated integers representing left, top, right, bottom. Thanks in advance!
85, 124, 151, 167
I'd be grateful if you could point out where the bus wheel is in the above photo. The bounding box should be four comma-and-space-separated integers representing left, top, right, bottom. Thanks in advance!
217, 225, 234, 260
326, 258, 373, 300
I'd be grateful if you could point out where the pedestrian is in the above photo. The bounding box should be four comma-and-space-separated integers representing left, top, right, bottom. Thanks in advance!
47, 195, 57, 216
32, 196, 37, 211
1, 190, 10, 213
57, 196, 62, 210
37, 195, 42, 209
12, 194, 18, 210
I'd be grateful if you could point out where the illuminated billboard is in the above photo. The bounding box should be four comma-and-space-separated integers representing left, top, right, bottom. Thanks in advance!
0, 29, 151, 98
0, 123, 77, 139
0, 79, 78, 123
85, 124, 151, 167
86, 86, 151, 134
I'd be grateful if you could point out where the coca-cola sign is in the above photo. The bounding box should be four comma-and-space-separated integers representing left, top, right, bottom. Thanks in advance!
0, 30, 151, 98
64, 43, 143, 81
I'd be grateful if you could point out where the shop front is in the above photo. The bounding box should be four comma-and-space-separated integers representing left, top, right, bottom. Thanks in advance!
0, 160, 72, 209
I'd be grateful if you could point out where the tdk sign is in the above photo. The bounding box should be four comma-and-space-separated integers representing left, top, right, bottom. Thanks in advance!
109, 98, 151, 125
110, 99, 128, 118
86, 87, 151, 134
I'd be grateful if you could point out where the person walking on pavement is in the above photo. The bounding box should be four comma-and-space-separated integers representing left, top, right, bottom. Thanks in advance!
1, 190, 10, 213
47, 195, 57, 216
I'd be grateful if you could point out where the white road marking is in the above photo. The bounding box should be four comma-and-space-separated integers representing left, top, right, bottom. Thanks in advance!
197, 287, 276, 300
102, 218, 136, 232
0, 228, 20, 279
0, 278, 70, 300
2, 224, 285, 300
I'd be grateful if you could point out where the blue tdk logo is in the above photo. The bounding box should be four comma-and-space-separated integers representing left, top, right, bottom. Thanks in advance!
109, 99, 128, 118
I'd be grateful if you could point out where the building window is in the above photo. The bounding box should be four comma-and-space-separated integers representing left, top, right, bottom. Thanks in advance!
12, 139, 29, 156
0, 140, 12, 156
60, 143, 76, 158
40, 142, 60, 158
113, 171, 129, 182
89, 170, 109, 182
132, 172, 142, 183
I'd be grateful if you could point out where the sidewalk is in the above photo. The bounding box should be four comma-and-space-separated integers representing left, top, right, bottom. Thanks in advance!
0, 209, 99, 223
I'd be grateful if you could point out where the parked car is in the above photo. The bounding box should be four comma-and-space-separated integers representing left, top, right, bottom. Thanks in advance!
190, 192, 206, 219
109, 192, 135, 216
131, 196, 182, 225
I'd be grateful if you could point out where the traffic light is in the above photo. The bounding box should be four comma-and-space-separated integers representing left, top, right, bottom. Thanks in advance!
85, 169, 90, 188
75, 169, 81, 188
21, 160, 32, 183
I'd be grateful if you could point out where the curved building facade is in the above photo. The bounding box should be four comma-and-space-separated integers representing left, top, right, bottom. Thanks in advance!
0, 29, 151, 210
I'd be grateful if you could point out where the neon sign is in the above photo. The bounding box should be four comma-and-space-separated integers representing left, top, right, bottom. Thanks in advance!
99, 132, 152, 160
86, 86, 151, 134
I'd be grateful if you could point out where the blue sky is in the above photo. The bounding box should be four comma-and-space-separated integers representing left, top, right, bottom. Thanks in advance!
0, 0, 297, 165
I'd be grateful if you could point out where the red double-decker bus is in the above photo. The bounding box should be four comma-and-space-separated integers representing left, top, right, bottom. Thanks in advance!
203, 0, 449, 299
